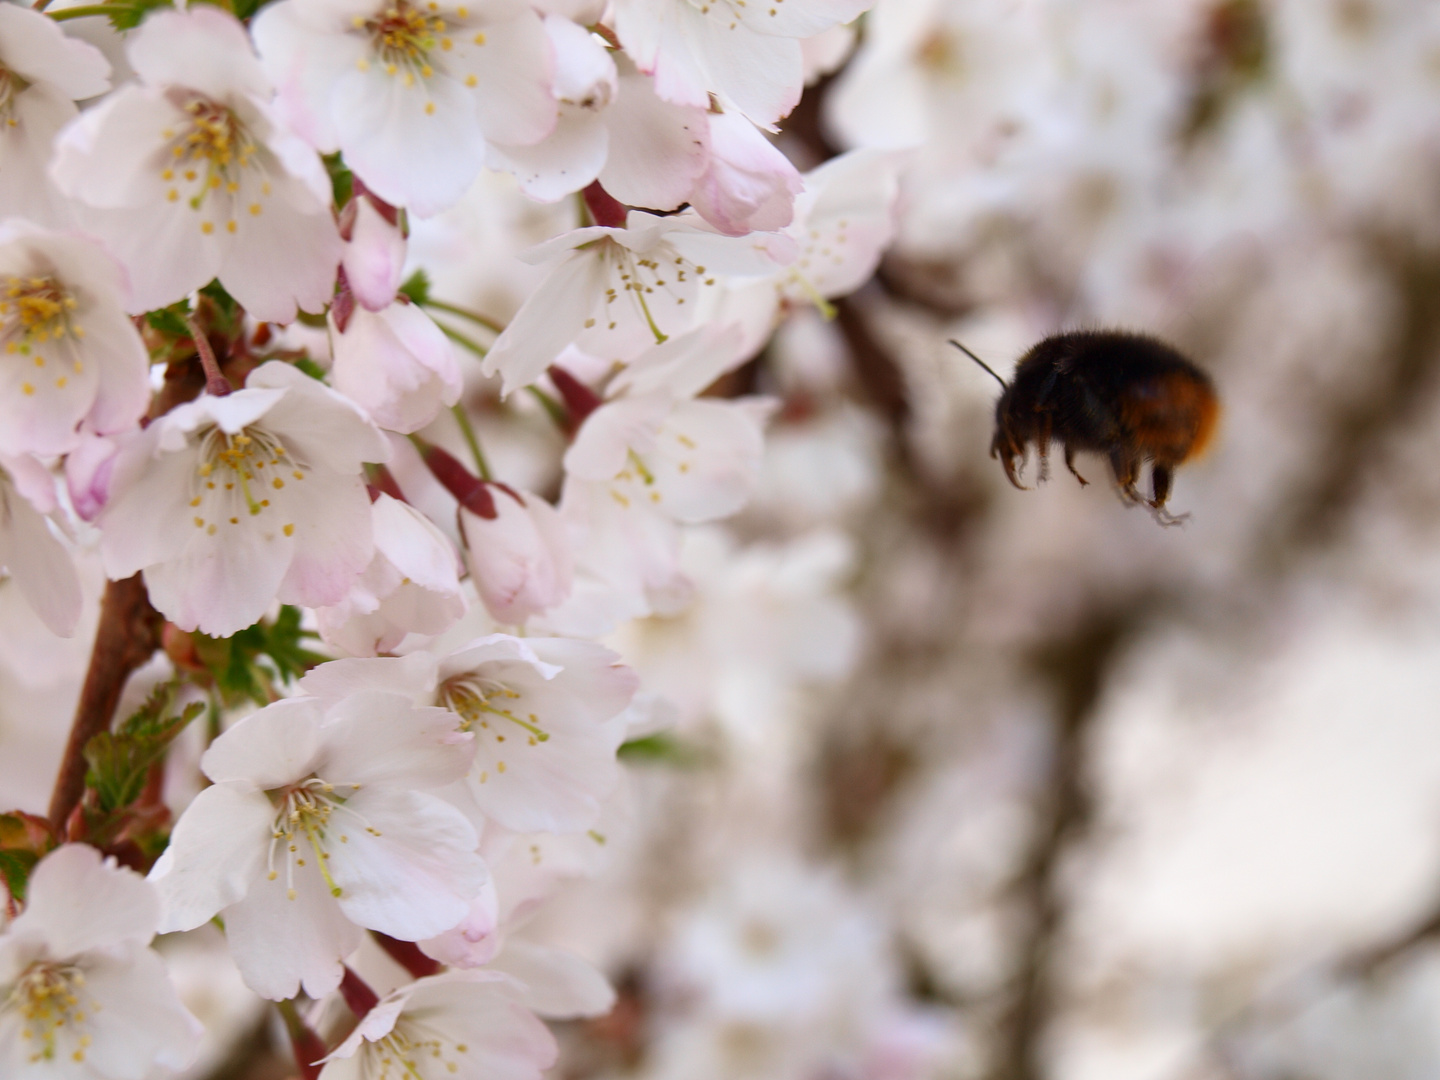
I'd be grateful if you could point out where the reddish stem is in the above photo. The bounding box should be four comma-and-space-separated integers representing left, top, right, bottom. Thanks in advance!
183, 314, 232, 397
340, 965, 381, 1020
417, 440, 498, 519
582, 181, 627, 229
277, 1001, 327, 1080
371, 931, 443, 979
547, 365, 603, 432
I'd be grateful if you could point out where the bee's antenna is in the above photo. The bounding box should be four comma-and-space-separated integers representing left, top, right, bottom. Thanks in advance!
948, 339, 1008, 390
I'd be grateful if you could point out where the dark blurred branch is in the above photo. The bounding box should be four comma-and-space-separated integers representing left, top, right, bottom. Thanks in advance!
992, 600, 1152, 1080
1257, 237, 1440, 565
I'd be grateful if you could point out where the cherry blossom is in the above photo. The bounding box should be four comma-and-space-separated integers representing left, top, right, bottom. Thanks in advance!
252, 0, 556, 217
0, 222, 149, 459
0, 845, 200, 1078
459, 485, 573, 627
329, 298, 462, 434
0, 6, 110, 229
340, 189, 408, 312
49, 7, 342, 321
149, 689, 484, 1000
488, 22, 712, 208
483, 210, 790, 394
688, 109, 803, 236
611, 0, 874, 126
299, 634, 639, 834
318, 972, 556, 1080
316, 491, 467, 656
0, 451, 81, 638
98, 361, 388, 638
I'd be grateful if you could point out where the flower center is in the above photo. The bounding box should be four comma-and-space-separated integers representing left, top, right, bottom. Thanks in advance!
369, 1021, 470, 1079
159, 93, 270, 236
266, 777, 372, 901
440, 675, 547, 783
189, 426, 305, 539
594, 240, 717, 344
1, 275, 85, 397
6, 962, 97, 1065
361, 1, 446, 82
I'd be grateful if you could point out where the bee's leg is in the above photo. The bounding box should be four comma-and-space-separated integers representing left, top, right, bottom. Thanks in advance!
1064, 444, 1089, 486
993, 433, 1030, 490
1109, 446, 1142, 504
1036, 417, 1052, 483
1147, 464, 1189, 527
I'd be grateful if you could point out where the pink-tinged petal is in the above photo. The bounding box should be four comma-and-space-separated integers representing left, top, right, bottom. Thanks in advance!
482, 249, 607, 395
651, 397, 772, 522
398, 976, 558, 1078
488, 107, 609, 203
126, 8, 271, 102
599, 59, 710, 211
0, 329, 99, 457
70, 197, 223, 316
251, 0, 362, 152
96, 427, 194, 578
0, 474, 81, 636
330, 302, 462, 433
49, 88, 180, 211
417, 878, 500, 968
201, 697, 324, 787
460, 492, 573, 627
448, 0, 556, 149
75, 304, 150, 439
223, 854, 363, 1001
0, 4, 111, 99
687, 9, 803, 126
141, 504, 296, 636
333, 66, 487, 218
298, 652, 439, 707
12, 845, 158, 955
147, 783, 275, 933
276, 473, 374, 608
0, 84, 83, 229
486, 940, 615, 1018
372, 494, 462, 593
564, 393, 672, 481
783, 147, 904, 300
79, 944, 203, 1075
689, 109, 801, 235
216, 186, 342, 323
64, 431, 117, 522
325, 786, 485, 939
317, 690, 473, 789
343, 197, 407, 310
609, 321, 748, 399
522, 636, 640, 726
246, 362, 391, 472
731, 0, 872, 39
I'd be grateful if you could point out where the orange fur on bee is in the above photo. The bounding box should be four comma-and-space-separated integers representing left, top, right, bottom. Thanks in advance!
1116, 369, 1220, 466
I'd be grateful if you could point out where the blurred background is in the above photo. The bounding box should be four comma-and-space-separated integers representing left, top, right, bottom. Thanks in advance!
524, 1, 1440, 1077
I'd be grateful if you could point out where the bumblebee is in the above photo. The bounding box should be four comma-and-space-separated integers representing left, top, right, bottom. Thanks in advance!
953, 331, 1219, 525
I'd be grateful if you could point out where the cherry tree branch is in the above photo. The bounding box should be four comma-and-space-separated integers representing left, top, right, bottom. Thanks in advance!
47, 575, 164, 832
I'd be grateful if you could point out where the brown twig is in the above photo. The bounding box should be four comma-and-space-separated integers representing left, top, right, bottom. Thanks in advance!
47, 576, 164, 833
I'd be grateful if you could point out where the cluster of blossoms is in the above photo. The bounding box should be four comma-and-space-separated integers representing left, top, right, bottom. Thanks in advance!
0, 0, 902, 1074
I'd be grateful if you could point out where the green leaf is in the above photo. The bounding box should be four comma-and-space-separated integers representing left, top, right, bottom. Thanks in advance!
0, 811, 54, 904
399, 268, 431, 307
293, 356, 328, 381
617, 732, 703, 766
323, 152, 353, 209
145, 301, 192, 339
84, 683, 204, 814
193, 606, 329, 708
198, 279, 240, 334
